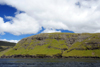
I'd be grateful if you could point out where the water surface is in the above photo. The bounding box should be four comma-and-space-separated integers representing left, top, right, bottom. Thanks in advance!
0, 58, 100, 67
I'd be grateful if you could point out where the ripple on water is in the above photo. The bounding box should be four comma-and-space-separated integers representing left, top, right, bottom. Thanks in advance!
0, 58, 100, 67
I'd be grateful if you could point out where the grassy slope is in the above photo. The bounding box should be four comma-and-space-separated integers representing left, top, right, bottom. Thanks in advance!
0, 41, 16, 56
0, 49, 12, 57
62, 49, 100, 57
2, 33, 100, 57
4, 39, 67, 56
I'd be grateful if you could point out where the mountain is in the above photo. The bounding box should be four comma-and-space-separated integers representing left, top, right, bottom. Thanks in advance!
0, 41, 16, 52
1, 33, 100, 58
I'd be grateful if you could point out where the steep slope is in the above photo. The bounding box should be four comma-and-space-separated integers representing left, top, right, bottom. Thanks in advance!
2, 33, 100, 58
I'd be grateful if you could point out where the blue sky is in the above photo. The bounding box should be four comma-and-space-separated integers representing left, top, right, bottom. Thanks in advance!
0, 0, 100, 43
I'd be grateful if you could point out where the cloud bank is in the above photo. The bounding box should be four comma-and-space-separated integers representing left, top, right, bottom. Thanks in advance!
0, 0, 100, 35
0, 39, 19, 43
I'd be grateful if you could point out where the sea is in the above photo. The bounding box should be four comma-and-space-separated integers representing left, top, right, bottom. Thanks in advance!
0, 58, 100, 67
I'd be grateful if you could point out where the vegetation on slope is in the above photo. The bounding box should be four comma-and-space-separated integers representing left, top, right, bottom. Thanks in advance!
2, 33, 100, 58
0, 41, 16, 52
63, 49, 100, 57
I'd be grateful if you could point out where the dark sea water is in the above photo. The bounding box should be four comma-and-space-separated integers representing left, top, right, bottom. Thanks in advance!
0, 58, 100, 67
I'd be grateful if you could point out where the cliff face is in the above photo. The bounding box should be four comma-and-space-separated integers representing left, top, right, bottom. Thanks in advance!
2, 33, 100, 58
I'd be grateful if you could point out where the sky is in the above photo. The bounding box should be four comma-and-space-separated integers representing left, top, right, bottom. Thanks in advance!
0, 0, 100, 43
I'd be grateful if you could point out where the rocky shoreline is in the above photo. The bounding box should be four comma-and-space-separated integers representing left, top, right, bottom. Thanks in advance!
1, 55, 100, 59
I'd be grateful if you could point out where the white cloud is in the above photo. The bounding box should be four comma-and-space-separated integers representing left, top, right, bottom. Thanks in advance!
42, 29, 61, 33
0, 39, 19, 43
0, 13, 41, 35
42, 20, 68, 30
0, 0, 100, 35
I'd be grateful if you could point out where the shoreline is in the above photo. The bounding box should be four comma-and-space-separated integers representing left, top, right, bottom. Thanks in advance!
1, 55, 100, 59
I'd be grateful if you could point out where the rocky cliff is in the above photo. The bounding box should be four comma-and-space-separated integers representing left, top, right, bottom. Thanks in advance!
1, 33, 100, 58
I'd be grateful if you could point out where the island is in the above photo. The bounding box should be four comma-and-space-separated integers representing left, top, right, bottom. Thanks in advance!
0, 33, 100, 58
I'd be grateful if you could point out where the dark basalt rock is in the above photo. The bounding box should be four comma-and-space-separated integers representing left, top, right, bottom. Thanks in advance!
53, 53, 62, 58
47, 46, 67, 51
1, 55, 100, 59
0, 55, 52, 58
63, 56, 100, 58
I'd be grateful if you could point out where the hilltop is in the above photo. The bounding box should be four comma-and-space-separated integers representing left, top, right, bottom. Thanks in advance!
1, 33, 100, 58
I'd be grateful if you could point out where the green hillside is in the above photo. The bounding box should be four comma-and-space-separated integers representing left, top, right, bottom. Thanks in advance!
1, 33, 100, 58
0, 41, 16, 52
